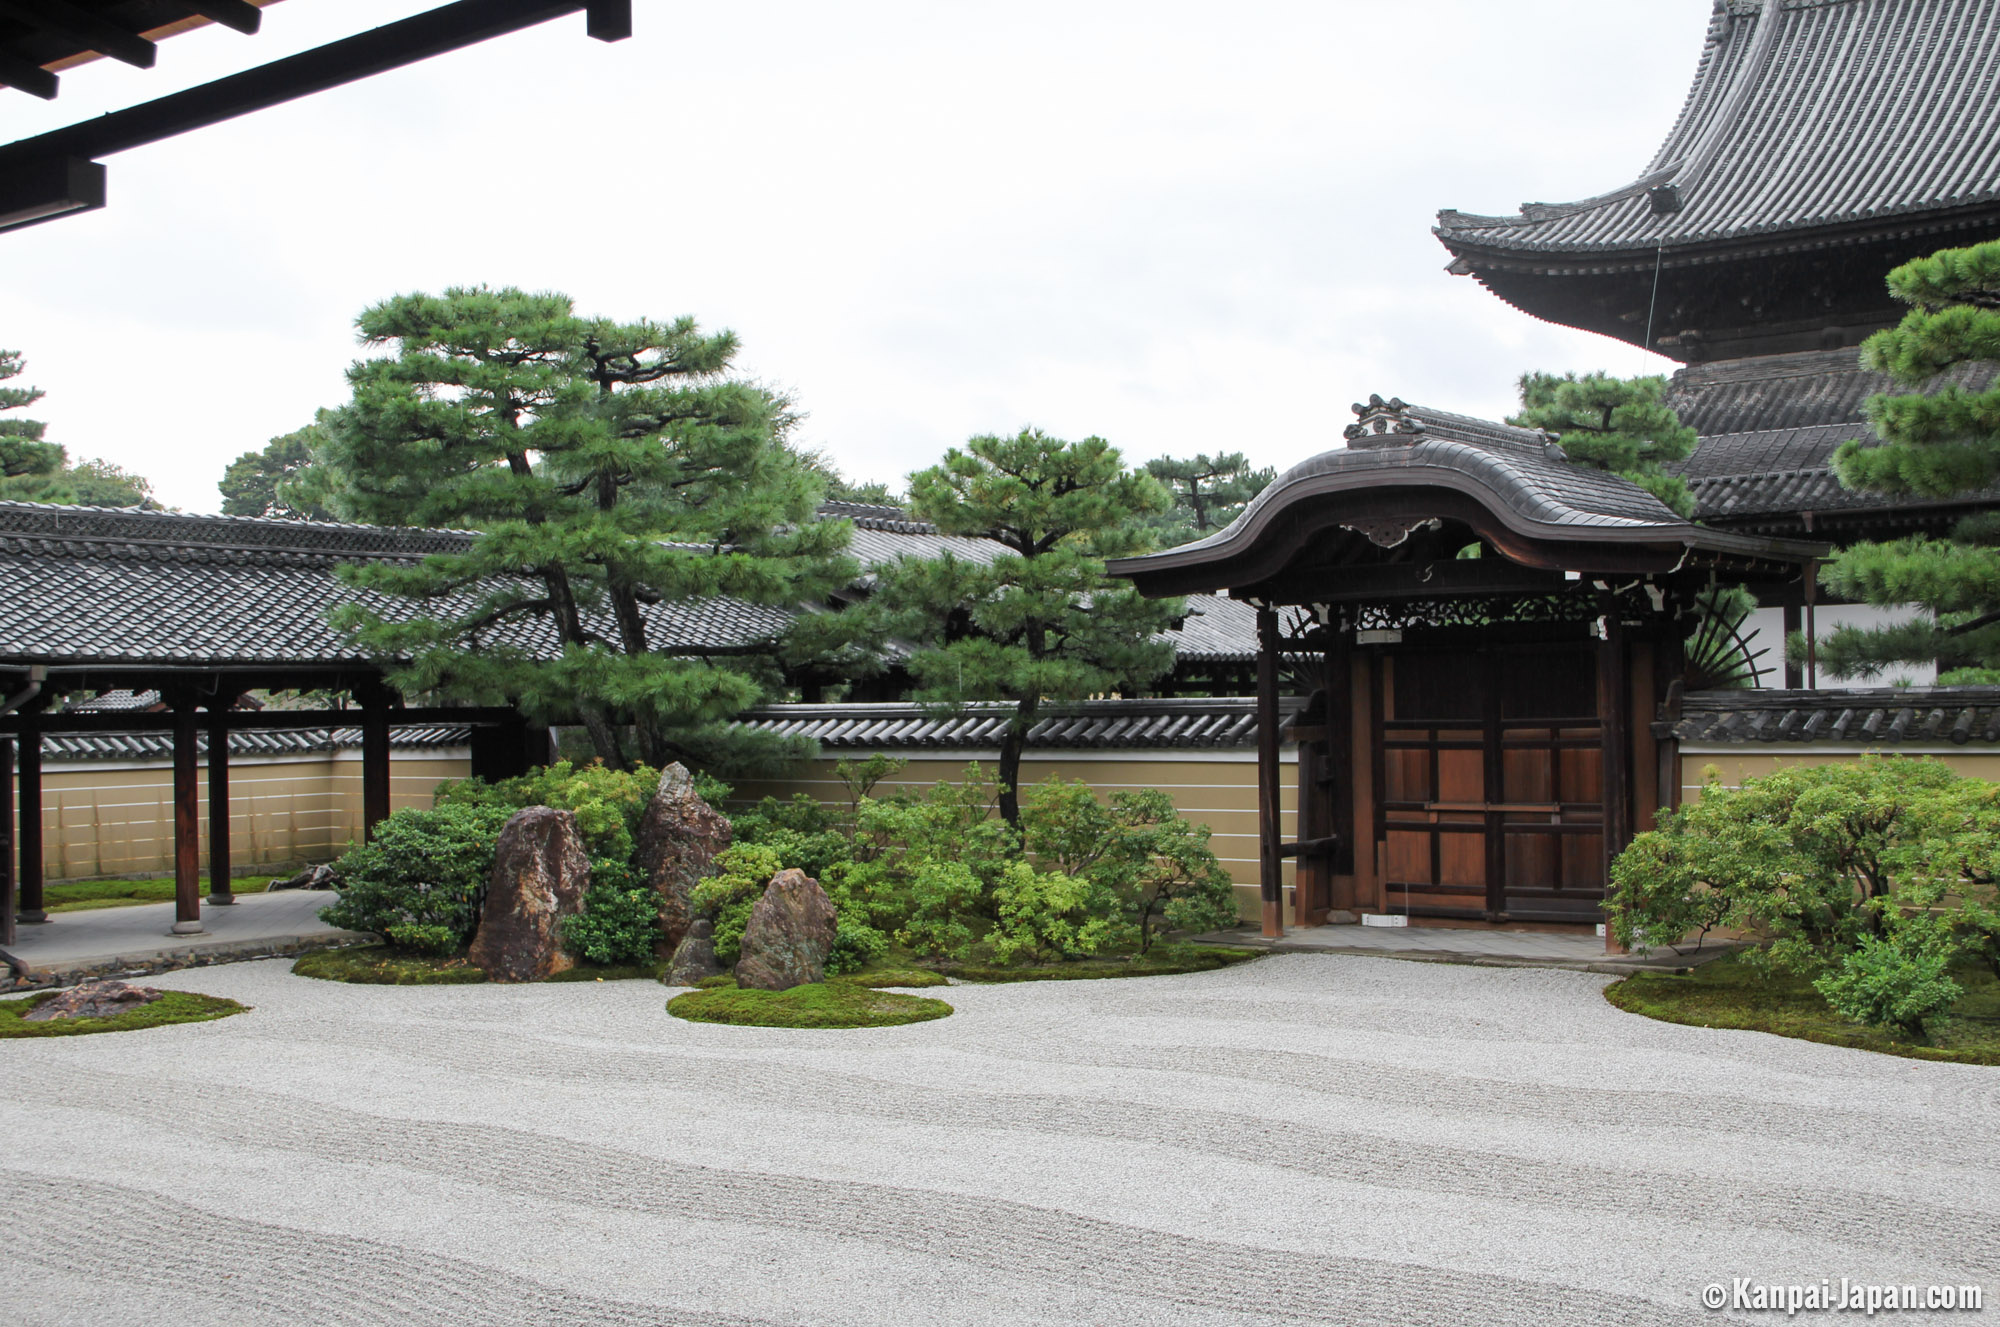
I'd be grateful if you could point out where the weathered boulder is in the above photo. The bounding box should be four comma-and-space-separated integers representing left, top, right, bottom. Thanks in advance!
467, 807, 591, 983
270, 863, 340, 891
634, 763, 731, 958
734, 868, 837, 991
665, 916, 725, 986
24, 979, 163, 1022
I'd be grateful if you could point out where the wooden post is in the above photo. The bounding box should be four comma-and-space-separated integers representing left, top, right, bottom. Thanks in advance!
172, 700, 203, 934
1, 736, 13, 947
1597, 593, 1631, 954
15, 715, 43, 924
206, 705, 234, 905
1782, 604, 1803, 688
1256, 606, 1284, 940
361, 685, 392, 841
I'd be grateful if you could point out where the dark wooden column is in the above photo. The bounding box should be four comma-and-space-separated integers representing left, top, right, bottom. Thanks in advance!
171, 700, 203, 934
1, 736, 14, 947
360, 684, 392, 841
1597, 594, 1631, 953
206, 704, 235, 905
15, 713, 43, 924
1783, 604, 1803, 688
1256, 606, 1284, 940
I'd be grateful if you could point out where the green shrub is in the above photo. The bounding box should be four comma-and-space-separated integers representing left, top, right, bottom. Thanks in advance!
1608, 756, 2000, 973
729, 794, 854, 879
562, 858, 660, 965
691, 844, 784, 965
990, 861, 1129, 965
435, 759, 660, 863
826, 919, 889, 975
1813, 914, 1963, 1039
892, 860, 985, 960
1020, 778, 1237, 951
318, 803, 515, 952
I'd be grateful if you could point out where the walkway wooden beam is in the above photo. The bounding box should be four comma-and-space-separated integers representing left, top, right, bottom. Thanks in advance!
1256, 606, 1284, 940
15, 714, 42, 924
0, 705, 525, 735
206, 703, 235, 906
170, 701, 202, 934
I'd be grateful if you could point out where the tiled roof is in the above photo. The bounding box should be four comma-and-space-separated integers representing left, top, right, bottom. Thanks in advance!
1668, 350, 2000, 522
1674, 687, 2000, 745
1435, 0, 2000, 264
0, 502, 793, 668
40, 725, 472, 762
1166, 595, 1259, 662
739, 697, 1294, 750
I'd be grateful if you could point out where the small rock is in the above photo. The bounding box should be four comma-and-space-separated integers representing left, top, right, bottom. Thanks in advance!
634, 763, 732, 958
270, 863, 341, 891
467, 807, 591, 983
24, 979, 163, 1022
665, 916, 724, 986
735, 868, 837, 991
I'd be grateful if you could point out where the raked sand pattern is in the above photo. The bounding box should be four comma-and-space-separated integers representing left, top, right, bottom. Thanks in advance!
2, 954, 1994, 1325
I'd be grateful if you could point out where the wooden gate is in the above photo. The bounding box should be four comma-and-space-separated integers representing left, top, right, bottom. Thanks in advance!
1375, 645, 1607, 922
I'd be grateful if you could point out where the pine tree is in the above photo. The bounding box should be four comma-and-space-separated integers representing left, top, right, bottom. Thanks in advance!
1814, 239, 2000, 682
316, 286, 856, 768
1142, 452, 1275, 546
1508, 371, 1698, 516
0, 350, 154, 507
219, 423, 334, 520
872, 428, 1181, 825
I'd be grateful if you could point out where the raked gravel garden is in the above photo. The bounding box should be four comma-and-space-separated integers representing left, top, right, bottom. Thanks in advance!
4, 950, 1996, 1326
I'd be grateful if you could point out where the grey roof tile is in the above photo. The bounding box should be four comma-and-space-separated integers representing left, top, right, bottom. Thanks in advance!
737, 697, 1304, 751
1675, 686, 2000, 746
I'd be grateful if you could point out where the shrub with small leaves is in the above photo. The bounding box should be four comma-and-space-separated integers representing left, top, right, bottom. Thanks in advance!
561, 859, 660, 966
318, 803, 515, 952
826, 919, 890, 975
691, 844, 785, 965
990, 861, 1130, 965
893, 860, 985, 961
435, 759, 660, 863
1813, 913, 1963, 1039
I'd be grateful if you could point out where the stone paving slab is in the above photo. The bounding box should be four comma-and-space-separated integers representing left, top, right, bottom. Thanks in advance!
2, 891, 368, 992
1195, 923, 1737, 975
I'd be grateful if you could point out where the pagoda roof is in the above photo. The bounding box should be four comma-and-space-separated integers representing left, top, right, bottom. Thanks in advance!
1435, 0, 2000, 268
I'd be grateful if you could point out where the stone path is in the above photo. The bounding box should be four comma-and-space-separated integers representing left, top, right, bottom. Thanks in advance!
1199, 923, 1730, 974
3, 954, 1992, 1324
3, 891, 363, 988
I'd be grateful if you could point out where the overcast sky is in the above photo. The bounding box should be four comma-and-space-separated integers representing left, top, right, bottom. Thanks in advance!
6, 0, 1713, 514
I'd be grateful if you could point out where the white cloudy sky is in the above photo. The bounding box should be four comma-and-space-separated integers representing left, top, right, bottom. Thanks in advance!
6, 0, 1711, 513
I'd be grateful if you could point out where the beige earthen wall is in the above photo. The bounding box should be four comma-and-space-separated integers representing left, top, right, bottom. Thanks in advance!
1679, 746, 2000, 805
730, 748, 1297, 923
18, 749, 471, 882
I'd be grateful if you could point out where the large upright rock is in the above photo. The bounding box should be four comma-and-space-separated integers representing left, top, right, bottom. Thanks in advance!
634, 763, 731, 958
734, 869, 837, 991
468, 807, 591, 983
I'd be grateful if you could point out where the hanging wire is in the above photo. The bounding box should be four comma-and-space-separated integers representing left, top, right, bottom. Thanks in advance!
1641, 242, 1667, 352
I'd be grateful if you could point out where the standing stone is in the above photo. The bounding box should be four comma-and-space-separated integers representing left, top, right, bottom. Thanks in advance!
468, 807, 591, 983
23, 980, 163, 1022
734, 868, 837, 991
665, 916, 724, 986
634, 763, 732, 958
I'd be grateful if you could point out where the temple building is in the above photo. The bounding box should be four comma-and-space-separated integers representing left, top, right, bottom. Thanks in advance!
1434, 0, 2000, 688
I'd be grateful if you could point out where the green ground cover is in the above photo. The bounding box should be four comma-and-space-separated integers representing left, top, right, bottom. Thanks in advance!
938, 941, 1259, 983
667, 981, 952, 1028
1605, 951, 2000, 1065
291, 944, 665, 985
40, 877, 251, 913
0, 990, 246, 1038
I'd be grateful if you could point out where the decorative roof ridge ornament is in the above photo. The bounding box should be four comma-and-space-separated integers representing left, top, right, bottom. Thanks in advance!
1343, 394, 1423, 447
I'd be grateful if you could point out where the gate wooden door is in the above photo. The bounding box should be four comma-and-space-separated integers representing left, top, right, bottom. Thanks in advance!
1375, 645, 1607, 922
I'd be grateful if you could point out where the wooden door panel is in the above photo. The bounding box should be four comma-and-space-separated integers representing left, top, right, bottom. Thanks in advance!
1502, 747, 1554, 803
1384, 748, 1430, 803
1437, 749, 1484, 804
1385, 830, 1430, 883
1439, 830, 1485, 887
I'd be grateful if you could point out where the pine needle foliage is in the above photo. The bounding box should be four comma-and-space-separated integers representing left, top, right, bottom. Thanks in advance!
1816, 239, 2000, 682
314, 286, 856, 767
1507, 371, 1698, 517
0, 350, 154, 507
1141, 452, 1275, 546
871, 428, 1182, 825
219, 423, 334, 520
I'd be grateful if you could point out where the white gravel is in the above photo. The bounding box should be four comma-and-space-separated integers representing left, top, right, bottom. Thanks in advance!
2, 954, 1994, 1325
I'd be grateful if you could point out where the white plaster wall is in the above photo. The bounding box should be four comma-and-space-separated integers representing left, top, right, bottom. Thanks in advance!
1740, 604, 1936, 689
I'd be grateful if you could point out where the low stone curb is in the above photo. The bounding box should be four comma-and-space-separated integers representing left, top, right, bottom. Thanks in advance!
1196, 931, 1742, 977
0, 930, 378, 995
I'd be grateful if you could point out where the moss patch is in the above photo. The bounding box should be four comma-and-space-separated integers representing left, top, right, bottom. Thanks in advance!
42, 877, 242, 913
939, 943, 1261, 984
668, 981, 952, 1028
292, 945, 487, 985
832, 968, 949, 989
292, 945, 666, 985
1605, 950, 2000, 1066
0, 990, 246, 1038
